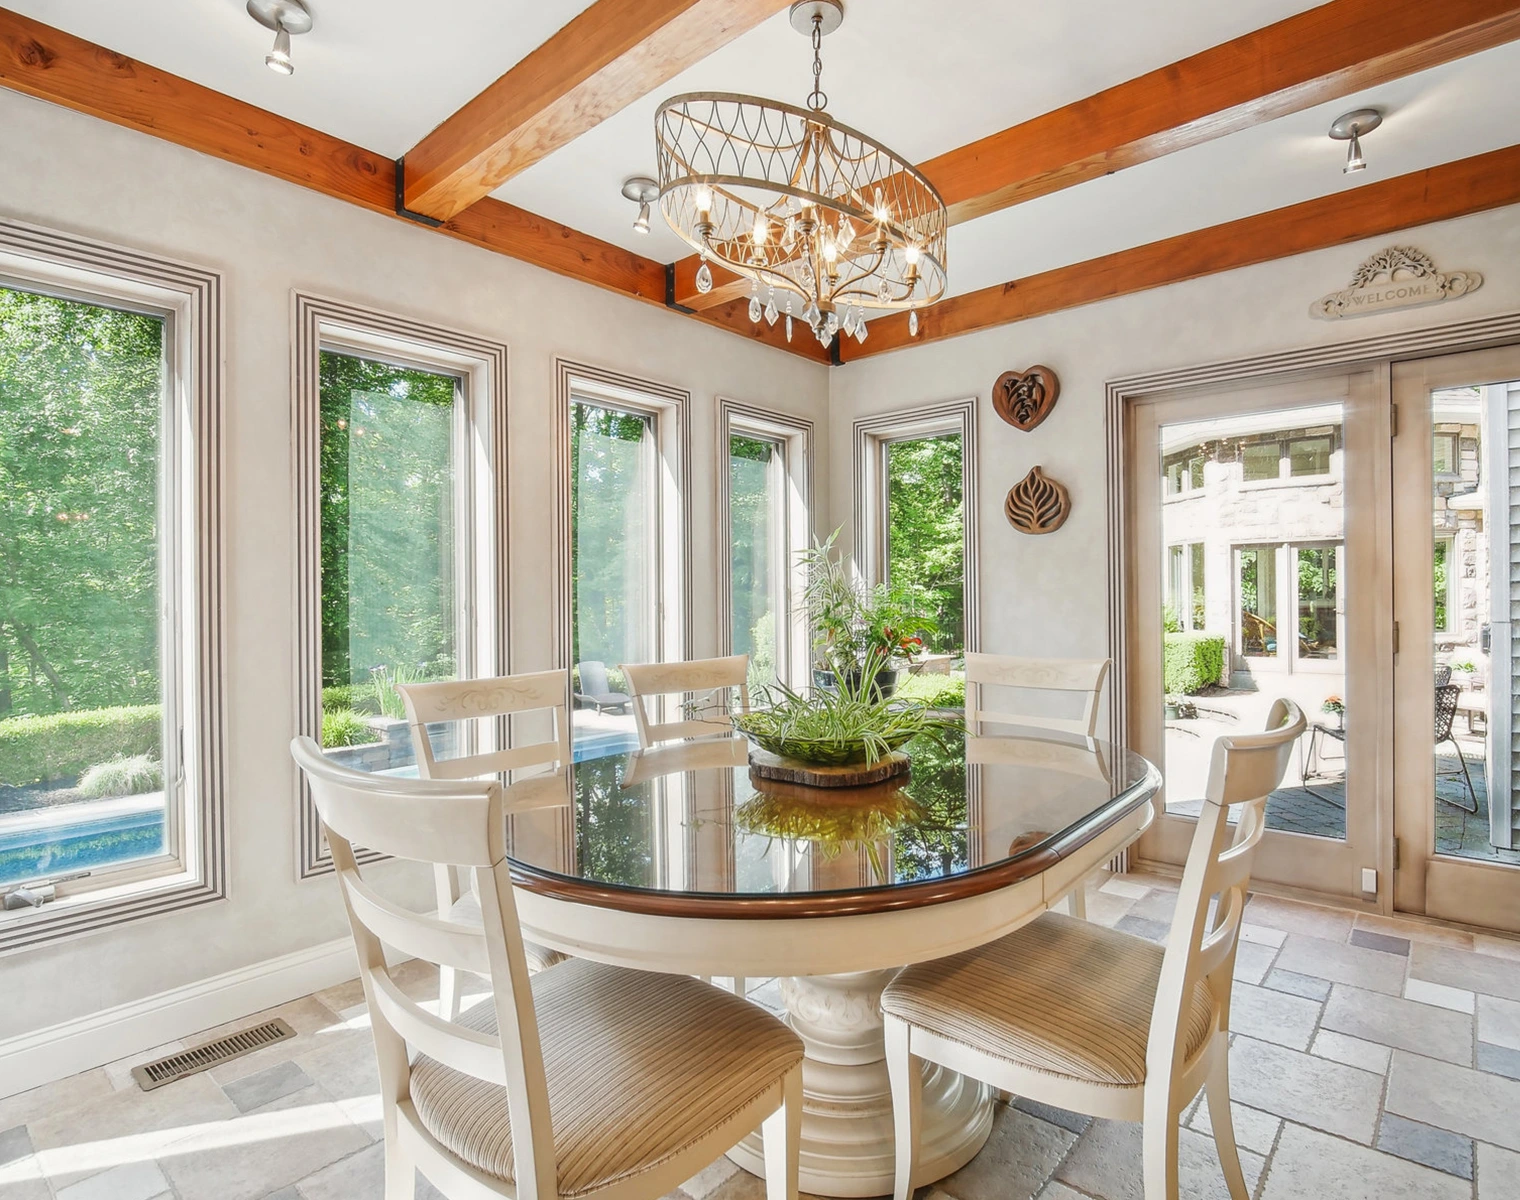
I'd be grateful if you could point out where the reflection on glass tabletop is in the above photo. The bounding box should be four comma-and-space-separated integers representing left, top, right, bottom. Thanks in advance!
505, 730, 1160, 916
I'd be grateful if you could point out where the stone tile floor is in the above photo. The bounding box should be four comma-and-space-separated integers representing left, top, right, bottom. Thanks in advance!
4, 873, 1520, 1199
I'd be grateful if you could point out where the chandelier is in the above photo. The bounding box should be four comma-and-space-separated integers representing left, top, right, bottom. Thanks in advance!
654, 0, 946, 347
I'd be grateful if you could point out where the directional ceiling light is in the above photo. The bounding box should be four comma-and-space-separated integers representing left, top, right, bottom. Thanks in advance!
1329, 108, 1381, 174
248, 0, 313, 76
622, 177, 660, 235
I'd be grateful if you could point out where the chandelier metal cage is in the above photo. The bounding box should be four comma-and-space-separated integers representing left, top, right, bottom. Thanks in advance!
653, 1, 946, 346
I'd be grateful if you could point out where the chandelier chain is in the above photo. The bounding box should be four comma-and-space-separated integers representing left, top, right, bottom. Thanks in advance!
806, 16, 827, 112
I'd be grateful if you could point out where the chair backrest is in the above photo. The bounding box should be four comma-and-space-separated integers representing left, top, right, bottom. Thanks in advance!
1434, 663, 1453, 688
621, 655, 750, 749
398, 670, 572, 798
1435, 683, 1460, 740
1147, 699, 1306, 1084
289, 737, 559, 1200
964, 653, 1111, 737
576, 660, 613, 697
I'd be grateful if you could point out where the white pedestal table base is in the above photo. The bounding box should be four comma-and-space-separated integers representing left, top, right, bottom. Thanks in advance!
727, 970, 993, 1198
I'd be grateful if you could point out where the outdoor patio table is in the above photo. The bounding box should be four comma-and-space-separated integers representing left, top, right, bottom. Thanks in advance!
499, 728, 1161, 1198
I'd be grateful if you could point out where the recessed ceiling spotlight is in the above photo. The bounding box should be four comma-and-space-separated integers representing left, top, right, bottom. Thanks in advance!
247, 0, 313, 76
1329, 108, 1382, 174
621, 177, 660, 235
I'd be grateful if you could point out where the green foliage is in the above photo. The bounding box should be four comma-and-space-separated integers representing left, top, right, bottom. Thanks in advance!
733, 658, 963, 765
895, 672, 966, 709
885, 434, 964, 651
78, 754, 163, 799
319, 350, 457, 688
0, 287, 164, 722
321, 683, 380, 715
370, 663, 426, 720
1162, 603, 1183, 634
1163, 633, 1226, 695
321, 708, 374, 749
0, 704, 160, 785
729, 435, 777, 675
799, 533, 940, 673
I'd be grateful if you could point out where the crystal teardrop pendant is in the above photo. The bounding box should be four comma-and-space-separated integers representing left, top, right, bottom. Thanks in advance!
878, 277, 890, 304
785, 311, 793, 342
841, 306, 857, 337
695, 260, 713, 294
764, 288, 779, 326
803, 300, 821, 329
855, 314, 869, 344
836, 217, 856, 251
816, 324, 832, 347
782, 217, 796, 253
748, 283, 763, 324
909, 308, 919, 337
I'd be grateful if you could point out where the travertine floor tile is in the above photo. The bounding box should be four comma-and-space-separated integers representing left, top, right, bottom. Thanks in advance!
1322, 983, 1473, 1065
1274, 935, 1406, 996
54, 1159, 169, 1200
1262, 968, 1330, 1001
1410, 943, 1520, 1003
1354, 913, 1473, 951
1228, 982, 1322, 1051
0, 1070, 114, 1132
1375, 1112, 1473, 1180
1311, 1029, 1391, 1075
1403, 978, 1475, 1014
931, 1106, 1074, 1200
1478, 993, 1520, 1051
1476, 1141, 1520, 1198
1226, 1037, 1382, 1143
1231, 940, 1278, 986
1244, 895, 1355, 941
1185, 1098, 1282, 1156
1054, 1116, 1264, 1200
1260, 1121, 1468, 1199
1385, 1049, 1520, 1151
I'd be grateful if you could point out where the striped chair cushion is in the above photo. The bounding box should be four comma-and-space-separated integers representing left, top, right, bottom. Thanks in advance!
881, 912, 1218, 1088
410, 957, 803, 1196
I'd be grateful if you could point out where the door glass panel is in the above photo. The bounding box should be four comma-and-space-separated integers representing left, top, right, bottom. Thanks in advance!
1431, 383, 1520, 864
729, 434, 781, 689
1158, 403, 1347, 838
571, 401, 655, 751
885, 433, 965, 655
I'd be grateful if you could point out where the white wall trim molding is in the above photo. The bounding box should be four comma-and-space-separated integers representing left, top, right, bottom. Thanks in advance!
1103, 308, 1520, 754
715, 398, 816, 685
851, 398, 982, 653
291, 293, 510, 878
0, 217, 228, 954
0, 937, 361, 1099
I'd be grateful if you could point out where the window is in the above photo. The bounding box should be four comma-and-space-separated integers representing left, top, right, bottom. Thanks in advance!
1166, 543, 1207, 631
1433, 537, 1454, 634
295, 295, 507, 876
1433, 432, 1459, 478
1238, 546, 1278, 657
1164, 448, 1206, 496
1239, 425, 1339, 482
1295, 545, 1340, 660
0, 222, 225, 946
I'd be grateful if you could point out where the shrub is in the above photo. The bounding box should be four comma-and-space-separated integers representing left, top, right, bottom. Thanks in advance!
896, 671, 966, 708
321, 684, 380, 715
1163, 633, 1226, 695
78, 754, 164, 799
0, 705, 162, 786
322, 708, 375, 749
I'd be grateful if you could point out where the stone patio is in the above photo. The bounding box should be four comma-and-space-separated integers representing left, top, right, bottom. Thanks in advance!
4, 872, 1520, 1199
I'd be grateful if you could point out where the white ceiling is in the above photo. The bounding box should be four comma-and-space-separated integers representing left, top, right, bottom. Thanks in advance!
11, 0, 1519, 317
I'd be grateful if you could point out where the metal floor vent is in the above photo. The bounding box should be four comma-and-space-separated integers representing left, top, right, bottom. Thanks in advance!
131, 1018, 296, 1091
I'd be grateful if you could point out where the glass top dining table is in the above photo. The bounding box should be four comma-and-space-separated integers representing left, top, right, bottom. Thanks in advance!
498, 727, 1161, 1198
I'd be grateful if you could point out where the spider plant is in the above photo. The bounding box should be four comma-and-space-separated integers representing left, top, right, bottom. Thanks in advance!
733, 651, 963, 765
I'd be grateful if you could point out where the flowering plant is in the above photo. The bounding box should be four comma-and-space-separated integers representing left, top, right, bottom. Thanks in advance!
1322, 695, 1345, 715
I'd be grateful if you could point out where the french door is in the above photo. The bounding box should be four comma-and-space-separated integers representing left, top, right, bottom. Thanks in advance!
1127, 371, 1388, 901
1392, 346, 1520, 932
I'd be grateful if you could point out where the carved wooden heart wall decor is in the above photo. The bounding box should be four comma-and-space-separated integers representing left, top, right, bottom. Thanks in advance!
992, 365, 1060, 432
1005, 466, 1071, 534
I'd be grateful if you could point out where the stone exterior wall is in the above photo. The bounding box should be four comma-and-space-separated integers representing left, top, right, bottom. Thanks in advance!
1433, 420, 1487, 677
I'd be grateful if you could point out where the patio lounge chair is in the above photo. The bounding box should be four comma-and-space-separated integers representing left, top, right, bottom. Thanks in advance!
1436, 683, 1478, 813
575, 660, 631, 713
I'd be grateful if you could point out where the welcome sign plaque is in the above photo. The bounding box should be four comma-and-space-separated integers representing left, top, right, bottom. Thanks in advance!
1311, 246, 1482, 320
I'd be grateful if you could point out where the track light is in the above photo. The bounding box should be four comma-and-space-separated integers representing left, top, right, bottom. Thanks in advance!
621, 177, 660, 236
247, 1, 313, 77
1329, 108, 1382, 175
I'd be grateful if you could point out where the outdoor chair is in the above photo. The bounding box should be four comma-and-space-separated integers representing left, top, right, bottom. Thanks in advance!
573, 661, 631, 713
882, 700, 1305, 1200
291, 737, 803, 1200
1435, 683, 1478, 812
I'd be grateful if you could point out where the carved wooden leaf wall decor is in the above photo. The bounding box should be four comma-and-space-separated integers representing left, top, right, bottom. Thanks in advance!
1005, 466, 1071, 534
992, 365, 1060, 431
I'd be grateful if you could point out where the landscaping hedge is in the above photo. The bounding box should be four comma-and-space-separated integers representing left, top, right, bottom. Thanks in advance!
896, 671, 966, 708
0, 705, 162, 785
1163, 633, 1226, 695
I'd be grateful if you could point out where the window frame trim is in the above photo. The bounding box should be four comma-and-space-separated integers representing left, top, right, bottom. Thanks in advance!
0, 218, 227, 954
292, 293, 509, 878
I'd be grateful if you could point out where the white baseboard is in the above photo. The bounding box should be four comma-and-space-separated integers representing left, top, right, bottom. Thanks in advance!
0, 937, 361, 1098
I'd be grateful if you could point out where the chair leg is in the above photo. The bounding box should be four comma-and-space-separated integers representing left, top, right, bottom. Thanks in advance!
1451, 736, 1479, 813
438, 965, 460, 1022
1204, 1049, 1250, 1200
733, 976, 749, 997
1065, 880, 1087, 920
1141, 1088, 1180, 1200
383, 1132, 413, 1200
884, 1015, 922, 1200
763, 1065, 802, 1200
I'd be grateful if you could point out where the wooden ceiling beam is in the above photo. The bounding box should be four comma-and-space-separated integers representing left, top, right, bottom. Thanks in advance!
671, 0, 1520, 309
0, 8, 824, 360
401, 0, 792, 222
842, 144, 1520, 360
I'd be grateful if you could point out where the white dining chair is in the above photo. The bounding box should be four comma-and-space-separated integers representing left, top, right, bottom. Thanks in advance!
881, 700, 1305, 1200
291, 737, 804, 1200
398, 670, 576, 1015
621, 655, 751, 750
964, 654, 1112, 915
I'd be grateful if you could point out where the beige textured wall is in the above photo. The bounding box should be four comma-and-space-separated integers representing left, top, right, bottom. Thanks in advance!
0, 88, 830, 1039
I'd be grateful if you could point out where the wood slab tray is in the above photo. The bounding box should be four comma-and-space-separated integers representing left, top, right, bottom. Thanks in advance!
748, 748, 910, 787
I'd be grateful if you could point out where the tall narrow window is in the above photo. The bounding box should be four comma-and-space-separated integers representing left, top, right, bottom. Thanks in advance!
1295, 544, 1340, 660
317, 352, 462, 768
885, 432, 965, 654
729, 434, 784, 687
571, 400, 656, 748
1238, 545, 1278, 658
0, 287, 170, 887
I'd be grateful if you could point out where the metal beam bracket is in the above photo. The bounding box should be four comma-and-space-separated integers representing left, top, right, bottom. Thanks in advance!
394, 158, 444, 228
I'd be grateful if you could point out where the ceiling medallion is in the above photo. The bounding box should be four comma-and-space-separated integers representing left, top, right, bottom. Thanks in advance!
654, 0, 947, 348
